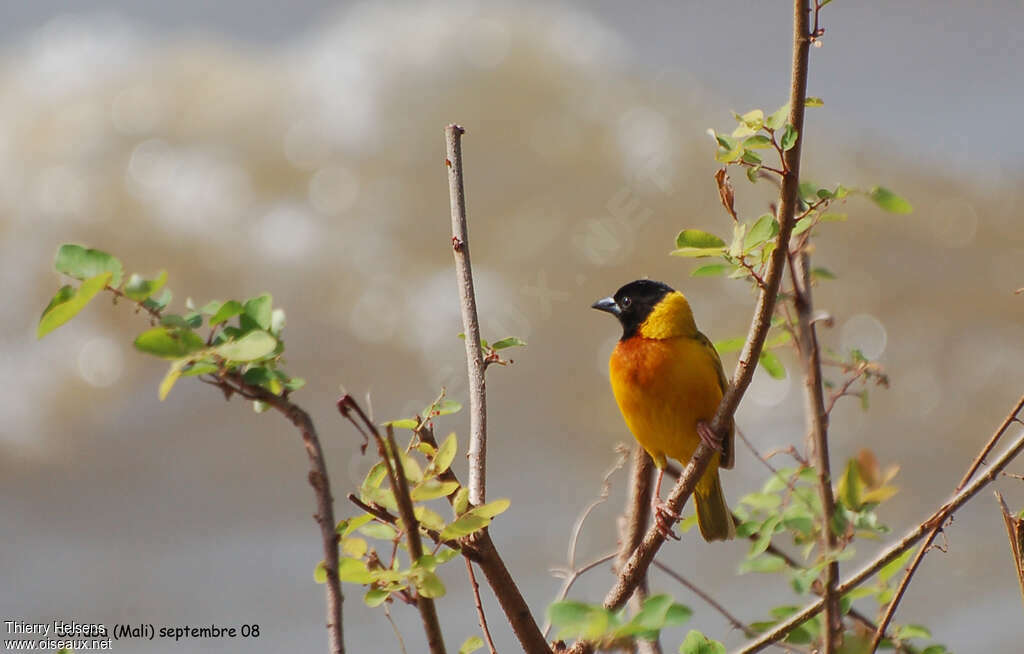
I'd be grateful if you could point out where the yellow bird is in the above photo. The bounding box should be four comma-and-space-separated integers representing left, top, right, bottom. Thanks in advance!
593, 279, 735, 541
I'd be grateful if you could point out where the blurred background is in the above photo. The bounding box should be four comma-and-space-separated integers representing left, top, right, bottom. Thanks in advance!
3, 1, 1023, 652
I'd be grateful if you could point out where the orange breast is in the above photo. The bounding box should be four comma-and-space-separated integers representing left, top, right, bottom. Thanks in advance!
609, 335, 724, 468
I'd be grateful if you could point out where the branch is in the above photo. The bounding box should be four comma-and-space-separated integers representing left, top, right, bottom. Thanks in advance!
865, 393, 1024, 653
790, 252, 841, 651
414, 422, 552, 654
734, 395, 1024, 653
465, 557, 499, 654
622, 446, 661, 654
446, 123, 488, 507
566, 4, 813, 652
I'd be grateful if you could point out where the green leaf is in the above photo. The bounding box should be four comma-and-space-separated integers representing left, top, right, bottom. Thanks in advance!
54, 244, 123, 288
341, 536, 368, 558
837, 459, 864, 510
439, 513, 490, 540
676, 229, 726, 250
690, 263, 730, 277
199, 300, 222, 315
359, 522, 398, 541
679, 629, 726, 654
337, 557, 374, 584
123, 270, 168, 301
492, 337, 526, 350
134, 326, 205, 359
804, 96, 824, 107
470, 498, 511, 518
411, 480, 460, 501
337, 513, 374, 536
314, 560, 328, 584
811, 267, 836, 281
750, 515, 782, 557
895, 624, 932, 640
744, 134, 772, 149
384, 418, 419, 429
879, 548, 914, 583
547, 601, 613, 640
714, 337, 745, 354
243, 294, 273, 330
744, 214, 779, 251
617, 594, 675, 636
413, 569, 446, 598
459, 636, 484, 654
210, 300, 244, 326
414, 505, 446, 532
869, 187, 913, 214
758, 350, 786, 379
820, 212, 847, 222
739, 553, 787, 574
143, 288, 172, 312
453, 488, 470, 516
431, 432, 457, 476
434, 399, 462, 417
37, 273, 112, 338
214, 331, 277, 362
159, 360, 186, 401
780, 124, 798, 151
765, 104, 790, 131
364, 588, 389, 607
270, 308, 286, 336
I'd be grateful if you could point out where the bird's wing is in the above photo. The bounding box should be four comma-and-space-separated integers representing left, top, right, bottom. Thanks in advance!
697, 330, 735, 469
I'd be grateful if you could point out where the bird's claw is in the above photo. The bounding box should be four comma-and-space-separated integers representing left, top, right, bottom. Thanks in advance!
696, 420, 723, 453
652, 498, 681, 541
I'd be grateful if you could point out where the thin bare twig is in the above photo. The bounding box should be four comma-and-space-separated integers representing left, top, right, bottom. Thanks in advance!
465, 557, 499, 654
384, 605, 410, 654
621, 445, 661, 654
736, 401, 1024, 653
543, 552, 618, 638
446, 124, 488, 507
790, 250, 841, 652
568, 444, 631, 569
865, 393, 1024, 653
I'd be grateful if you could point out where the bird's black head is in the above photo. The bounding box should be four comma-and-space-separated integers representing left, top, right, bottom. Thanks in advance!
592, 279, 675, 340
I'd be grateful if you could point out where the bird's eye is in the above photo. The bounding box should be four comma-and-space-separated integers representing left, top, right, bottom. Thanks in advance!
620, 297, 632, 308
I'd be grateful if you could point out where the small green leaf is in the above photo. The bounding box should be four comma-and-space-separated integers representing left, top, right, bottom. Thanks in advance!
547, 601, 612, 641
618, 594, 675, 635
811, 267, 837, 280
214, 331, 277, 361
459, 636, 484, 654
199, 300, 222, 315
414, 505, 446, 532
739, 553, 787, 574
37, 273, 112, 338
869, 187, 913, 214
434, 399, 462, 417
714, 337, 745, 354
895, 625, 932, 640
123, 271, 168, 302
744, 214, 779, 251
431, 432, 457, 475
470, 498, 511, 518
440, 513, 490, 540
765, 104, 790, 130
337, 557, 374, 584
314, 560, 328, 584
359, 522, 398, 541
453, 487, 470, 516
879, 548, 914, 583
676, 229, 726, 250
54, 244, 123, 288
744, 134, 772, 149
679, 629, 726, 654
492, 337, 526, 350
384, 418, 419, 429
210, 300, 244, 326
243, 293, 273, 330
134, 326, 205, 359
143, 288, 172, 312
364, 588, 389, 607
804, 96, 824, 107
758, 350, 786, 379
411, 480, 460, 501
270, 308, 286, 336
413, 569, 446, 598
690, 263, 730, 277
337, 513, 374, 536
341, 536, 368, 558
158, 360, 186, 401
780, 124, 798, 151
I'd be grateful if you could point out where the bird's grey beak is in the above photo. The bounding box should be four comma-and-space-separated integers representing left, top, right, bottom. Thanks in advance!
591, 296, 620, 316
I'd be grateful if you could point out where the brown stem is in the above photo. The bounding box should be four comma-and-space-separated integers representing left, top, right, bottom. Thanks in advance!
735, 400, 1024, 653
465, 557, 499, 654
446, 123, 488, 507
790, 249, 841, 652
621, 446, 661, 654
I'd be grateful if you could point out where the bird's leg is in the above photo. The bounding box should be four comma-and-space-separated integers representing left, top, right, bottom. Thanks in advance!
696, 420, 723, 452
650, 467, 681, 541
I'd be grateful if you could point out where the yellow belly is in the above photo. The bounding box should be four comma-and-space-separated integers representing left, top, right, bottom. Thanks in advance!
609, 335, 723, 469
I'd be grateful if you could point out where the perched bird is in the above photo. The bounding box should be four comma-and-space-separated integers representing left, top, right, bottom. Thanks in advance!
593, 279, 735, 541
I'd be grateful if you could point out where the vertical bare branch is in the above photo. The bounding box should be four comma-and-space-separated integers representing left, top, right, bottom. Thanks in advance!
790, 250, 841, 652
620, 446, 661, 654
446, 123, 488, 506
737, 397, 1024, 653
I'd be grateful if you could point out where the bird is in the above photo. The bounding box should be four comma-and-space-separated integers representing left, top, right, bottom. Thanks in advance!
592, 279, 735, 541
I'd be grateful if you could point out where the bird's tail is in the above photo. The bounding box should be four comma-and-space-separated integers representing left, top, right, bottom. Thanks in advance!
695, 468, 735, 542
